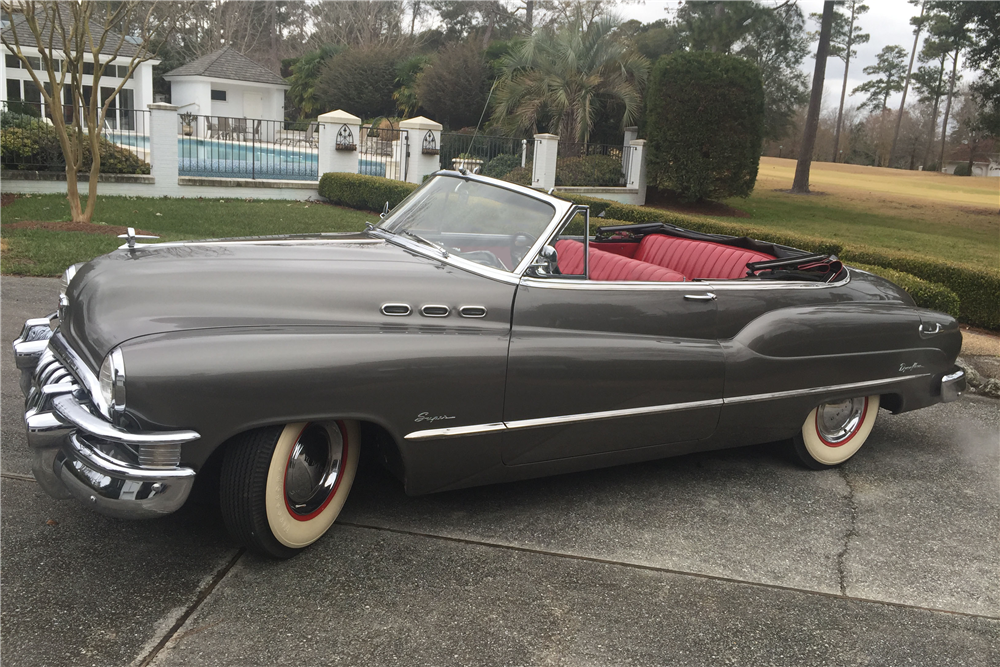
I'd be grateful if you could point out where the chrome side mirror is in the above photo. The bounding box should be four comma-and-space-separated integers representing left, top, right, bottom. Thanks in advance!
380, 201, 389, 219
530, 245, 559, 276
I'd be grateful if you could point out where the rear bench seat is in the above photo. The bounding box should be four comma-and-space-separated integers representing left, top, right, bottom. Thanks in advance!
554, 240, 686, 282
633, 234, 775, 280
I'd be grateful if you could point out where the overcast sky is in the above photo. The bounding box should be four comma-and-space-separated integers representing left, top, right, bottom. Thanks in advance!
619, 0, 975, 113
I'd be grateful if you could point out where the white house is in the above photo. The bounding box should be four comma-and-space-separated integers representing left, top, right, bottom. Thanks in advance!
163, 47, 288, 139
1, 12, 157, 129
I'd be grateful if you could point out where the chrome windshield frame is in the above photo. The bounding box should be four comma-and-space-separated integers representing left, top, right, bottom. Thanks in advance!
370, 171, 577, 283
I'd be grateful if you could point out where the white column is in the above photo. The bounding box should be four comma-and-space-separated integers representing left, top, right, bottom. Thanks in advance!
148, 103, 178, 190
532, 133, 559, 191
317, 109, 362, 177
623, 126, 638, 147
627, 139, 647, 206
399, 115, 442, 184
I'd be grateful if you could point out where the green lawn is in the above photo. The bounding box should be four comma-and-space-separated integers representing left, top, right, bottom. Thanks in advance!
1, 194, 373, 276
716, 188, 998, 272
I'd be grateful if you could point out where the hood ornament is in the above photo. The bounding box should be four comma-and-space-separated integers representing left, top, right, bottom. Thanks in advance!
117, 227, 159, 249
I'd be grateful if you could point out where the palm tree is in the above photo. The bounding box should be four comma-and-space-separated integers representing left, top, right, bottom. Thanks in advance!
490, 13, 649, 146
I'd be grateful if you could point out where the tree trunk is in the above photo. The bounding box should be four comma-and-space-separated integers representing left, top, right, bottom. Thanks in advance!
525, 0, 533, 33
889, 1, 924, 168
937, 51, 960, 169
792, 1, 835, 194
920, 60, 945, 169
832, 3, 859, 162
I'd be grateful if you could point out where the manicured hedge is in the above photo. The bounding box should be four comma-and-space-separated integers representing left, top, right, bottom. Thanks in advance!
839, 247, 1000, 330
848, 263, 961, 317
645, 51, 765, 202
318, 172, 417, 212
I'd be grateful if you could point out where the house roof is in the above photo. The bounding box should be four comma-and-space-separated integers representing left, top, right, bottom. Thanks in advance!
163, 47, 287, 87
1, 11, 149, 60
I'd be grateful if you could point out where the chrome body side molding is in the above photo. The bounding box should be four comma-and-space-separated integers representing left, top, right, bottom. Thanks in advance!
403, 374, 932, 441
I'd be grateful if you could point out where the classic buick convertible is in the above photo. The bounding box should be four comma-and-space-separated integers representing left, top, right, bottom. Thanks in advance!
13, 172, 966, 558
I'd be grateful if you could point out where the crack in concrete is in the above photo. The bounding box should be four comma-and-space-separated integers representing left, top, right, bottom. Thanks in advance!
134, 548, 245, 667
836, 466, 858, 597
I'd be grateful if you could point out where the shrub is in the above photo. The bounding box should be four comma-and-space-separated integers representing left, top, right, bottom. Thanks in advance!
1, 121, 149, 174
316, 46, 404, 119
318, 172, 417, 211
501, 166, 532, 186
848, 263, 960, 317
839, 247, 1000, 330
555, 154, 623, 187
952, 162, 972, 177
416, 42, 491, 129
481, 153, 521, 179
645, 51, 765, 202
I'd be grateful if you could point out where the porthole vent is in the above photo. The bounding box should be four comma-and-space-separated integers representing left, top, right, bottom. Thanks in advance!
381, 303, 411, 316
459, 306, 487, 318
420, 305, 450, 317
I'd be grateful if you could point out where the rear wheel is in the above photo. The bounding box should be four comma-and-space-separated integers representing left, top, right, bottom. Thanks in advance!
220, 420, 359, 558
791, 395, 880, 470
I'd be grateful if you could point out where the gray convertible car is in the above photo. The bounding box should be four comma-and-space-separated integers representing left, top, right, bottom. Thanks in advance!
13, 171, 966, 558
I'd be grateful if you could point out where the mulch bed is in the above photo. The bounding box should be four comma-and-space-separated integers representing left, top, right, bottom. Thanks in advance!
1, 193, 18, 208
3, 220, 154, 236
644, 187, 751, 218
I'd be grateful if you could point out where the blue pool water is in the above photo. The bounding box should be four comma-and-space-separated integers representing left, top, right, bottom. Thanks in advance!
108, 135, 386, 181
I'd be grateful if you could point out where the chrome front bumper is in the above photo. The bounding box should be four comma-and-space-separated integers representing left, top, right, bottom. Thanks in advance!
14, 317, 200, 519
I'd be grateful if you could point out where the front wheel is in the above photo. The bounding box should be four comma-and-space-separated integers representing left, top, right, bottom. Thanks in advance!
220, 420, 359, 558
791, 395, 880, 470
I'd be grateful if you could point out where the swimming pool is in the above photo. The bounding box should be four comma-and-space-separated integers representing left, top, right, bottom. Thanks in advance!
108, 134, 387, 181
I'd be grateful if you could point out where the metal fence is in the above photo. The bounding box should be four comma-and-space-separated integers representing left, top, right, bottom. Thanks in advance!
1, 100, 149, 172
557, 142, 633, 186
357, 124, 407, 180
440, 133, 528, 181
177, 114, 318, 181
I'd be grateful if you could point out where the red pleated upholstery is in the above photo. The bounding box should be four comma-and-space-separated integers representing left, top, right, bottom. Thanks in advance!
634, 234, 775, 280
554, 240, 687, 282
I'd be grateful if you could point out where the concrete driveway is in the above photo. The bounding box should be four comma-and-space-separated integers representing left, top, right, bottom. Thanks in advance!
2, 277, 998, 666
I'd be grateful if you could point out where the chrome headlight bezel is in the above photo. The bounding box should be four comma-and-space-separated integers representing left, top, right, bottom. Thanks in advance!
98, 347, 126, 419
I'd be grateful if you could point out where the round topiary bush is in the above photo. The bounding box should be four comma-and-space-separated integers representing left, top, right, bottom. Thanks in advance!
952, 163, 972, 177
645, 51, 765, 202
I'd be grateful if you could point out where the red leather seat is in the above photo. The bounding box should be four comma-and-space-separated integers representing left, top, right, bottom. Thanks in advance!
634, 234, 774, 280
554, 240, 687, 282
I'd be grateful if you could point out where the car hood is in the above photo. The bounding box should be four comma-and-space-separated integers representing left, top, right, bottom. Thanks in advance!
61, 232, 506, 369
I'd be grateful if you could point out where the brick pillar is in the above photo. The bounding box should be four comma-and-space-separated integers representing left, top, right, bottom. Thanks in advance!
532, 133, 559, 191
317, 109, 362, 178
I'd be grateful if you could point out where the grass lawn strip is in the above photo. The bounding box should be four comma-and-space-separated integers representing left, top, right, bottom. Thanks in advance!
1, 194, 372, 276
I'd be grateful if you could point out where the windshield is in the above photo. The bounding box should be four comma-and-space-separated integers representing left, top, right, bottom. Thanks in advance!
379, 175, 556, 272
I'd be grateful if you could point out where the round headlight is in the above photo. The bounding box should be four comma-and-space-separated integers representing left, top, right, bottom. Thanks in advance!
98, 347, 126, 419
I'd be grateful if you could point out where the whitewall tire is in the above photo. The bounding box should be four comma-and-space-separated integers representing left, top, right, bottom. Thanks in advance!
791, 395, 880, 469
221, 420, 359, 558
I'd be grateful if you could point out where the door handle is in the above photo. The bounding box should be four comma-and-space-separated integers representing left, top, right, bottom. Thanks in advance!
684, 293, 717, 301
919, 322, 942, 335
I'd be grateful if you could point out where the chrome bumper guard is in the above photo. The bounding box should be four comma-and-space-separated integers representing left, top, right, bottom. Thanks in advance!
940, 367, 966, 403
14, 320, 200, 519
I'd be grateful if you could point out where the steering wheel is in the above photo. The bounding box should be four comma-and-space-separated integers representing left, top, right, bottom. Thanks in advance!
509, 232, 537, 269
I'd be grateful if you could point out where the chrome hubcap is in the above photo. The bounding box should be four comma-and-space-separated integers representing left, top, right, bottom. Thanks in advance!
284, 424, 343, 516
816, 398, 867, 445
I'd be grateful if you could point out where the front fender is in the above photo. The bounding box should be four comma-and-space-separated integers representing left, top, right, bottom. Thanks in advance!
119, 325, 510, 470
